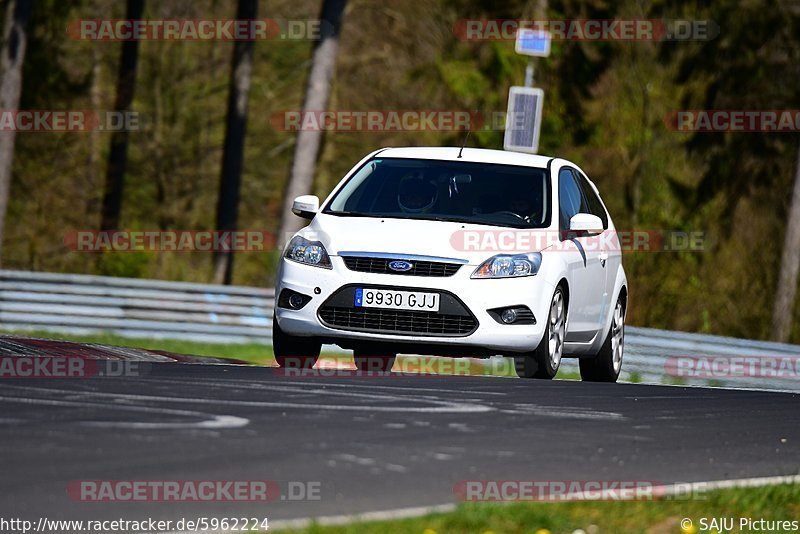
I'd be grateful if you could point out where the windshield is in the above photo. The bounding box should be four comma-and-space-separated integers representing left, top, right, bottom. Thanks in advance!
324, 157, 551, 228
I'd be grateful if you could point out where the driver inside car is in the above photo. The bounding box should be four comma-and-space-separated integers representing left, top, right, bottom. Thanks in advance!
508, 185, 543, 223
397, 173, 439, 214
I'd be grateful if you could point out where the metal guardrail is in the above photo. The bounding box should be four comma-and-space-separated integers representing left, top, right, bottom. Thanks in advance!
0, 270, 274, 345
2, 269, 799, 390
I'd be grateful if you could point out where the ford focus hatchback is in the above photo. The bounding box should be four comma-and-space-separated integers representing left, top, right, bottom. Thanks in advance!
274, 147, 628, 381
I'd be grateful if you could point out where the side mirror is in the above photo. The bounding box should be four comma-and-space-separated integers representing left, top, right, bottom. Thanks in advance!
569, 213, 603, 235
291, 195, 319, 220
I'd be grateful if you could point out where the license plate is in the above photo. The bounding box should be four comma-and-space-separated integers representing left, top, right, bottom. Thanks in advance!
354, 288, 440, 312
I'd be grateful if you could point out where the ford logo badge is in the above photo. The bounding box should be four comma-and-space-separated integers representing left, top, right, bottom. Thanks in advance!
388, 260, 413, 272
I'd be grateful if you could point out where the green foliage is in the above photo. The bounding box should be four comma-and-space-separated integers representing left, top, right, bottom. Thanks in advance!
96, 249, 152, 278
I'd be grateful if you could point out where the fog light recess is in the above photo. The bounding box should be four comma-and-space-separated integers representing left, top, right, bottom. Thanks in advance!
488, 305, 536, 325
278, 289, 312, 310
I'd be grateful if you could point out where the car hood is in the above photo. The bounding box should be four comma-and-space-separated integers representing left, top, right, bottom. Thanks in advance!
301, 213, 548, 265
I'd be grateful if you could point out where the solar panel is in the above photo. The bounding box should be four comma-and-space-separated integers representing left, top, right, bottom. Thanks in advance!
503, 86, 544, 154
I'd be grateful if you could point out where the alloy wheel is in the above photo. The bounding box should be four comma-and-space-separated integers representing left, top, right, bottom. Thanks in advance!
548, 289, 566, 369
611, 299, 625, 373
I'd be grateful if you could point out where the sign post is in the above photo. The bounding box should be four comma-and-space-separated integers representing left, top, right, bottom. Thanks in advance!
504, 29, 551, 154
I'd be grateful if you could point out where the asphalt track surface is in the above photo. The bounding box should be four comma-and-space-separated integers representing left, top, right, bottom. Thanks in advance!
1, 339, 799, 526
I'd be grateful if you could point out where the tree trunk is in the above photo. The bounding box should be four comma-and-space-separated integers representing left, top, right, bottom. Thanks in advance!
212, 0, 257, 285
278, 0, 347, 243
771, 144, 800, 342
87, 43, 102, 216
99, 0, 144, 232
0, 0, 31, 267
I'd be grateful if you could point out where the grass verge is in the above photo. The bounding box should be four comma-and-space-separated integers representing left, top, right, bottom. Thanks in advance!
275, 484, 800, 534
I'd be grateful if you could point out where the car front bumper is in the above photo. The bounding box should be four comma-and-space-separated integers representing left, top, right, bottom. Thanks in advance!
275, 256, 556, 353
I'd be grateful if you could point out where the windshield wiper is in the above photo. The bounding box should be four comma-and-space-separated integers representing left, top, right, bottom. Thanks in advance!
326, 210, 379, 218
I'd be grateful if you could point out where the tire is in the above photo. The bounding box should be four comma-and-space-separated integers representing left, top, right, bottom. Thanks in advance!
353, 350, 396, 373
580, 296, 625, 382
514, 286, 566, 379
273, 315, 321, 369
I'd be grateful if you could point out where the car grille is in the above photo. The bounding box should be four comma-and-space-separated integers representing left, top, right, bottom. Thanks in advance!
342, 256, 461, 277
318, 307, 477, 336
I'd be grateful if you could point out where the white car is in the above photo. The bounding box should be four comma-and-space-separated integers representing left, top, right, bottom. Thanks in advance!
274, 147, 627, 381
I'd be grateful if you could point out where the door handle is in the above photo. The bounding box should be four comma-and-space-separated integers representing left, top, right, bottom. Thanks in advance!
599, 251, 608, 267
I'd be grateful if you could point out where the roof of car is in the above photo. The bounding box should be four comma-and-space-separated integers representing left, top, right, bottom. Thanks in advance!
375, 147, 554, 168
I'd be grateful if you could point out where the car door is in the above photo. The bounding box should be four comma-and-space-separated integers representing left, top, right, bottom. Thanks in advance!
572, 169, 613, 334
557, 167, 606, 343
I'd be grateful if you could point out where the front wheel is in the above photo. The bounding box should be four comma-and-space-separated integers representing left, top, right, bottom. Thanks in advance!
273, 315, 321, 369
579, 296, 625, 382
514, 286, 566, 379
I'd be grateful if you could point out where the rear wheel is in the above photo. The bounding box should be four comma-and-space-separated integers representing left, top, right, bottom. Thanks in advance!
514, 286, 566, 379
273, 315, 321, 369
353, 350, 396, 373
579, 296, 624, 382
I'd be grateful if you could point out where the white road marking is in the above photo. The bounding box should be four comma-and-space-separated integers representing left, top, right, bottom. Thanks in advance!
0, 394, 248, 429
499, 403, 627, 420
334, 454, 376, 466
0, 417, 24, 423
332, 453, 409, 474
0, 383, 494, 414
146, 376, 509, 396
385, 463, 408, 473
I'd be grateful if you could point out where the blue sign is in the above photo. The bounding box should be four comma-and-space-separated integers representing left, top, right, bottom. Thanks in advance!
515, 29, 551, 57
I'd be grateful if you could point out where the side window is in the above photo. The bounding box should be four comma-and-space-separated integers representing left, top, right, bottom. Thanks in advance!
558, 168, 583, 232
573, 170, 608, 229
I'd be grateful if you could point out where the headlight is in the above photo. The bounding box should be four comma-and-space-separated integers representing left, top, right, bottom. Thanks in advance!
472, 252, 542, 279
284, 236, 332, 269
